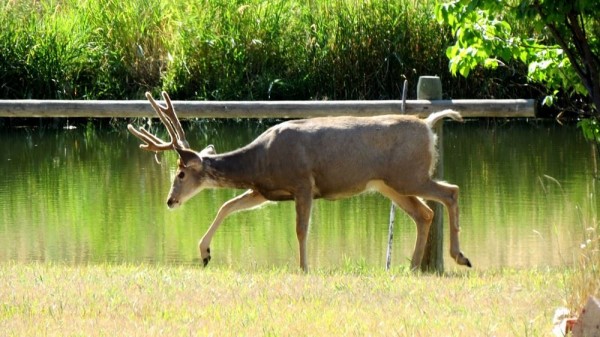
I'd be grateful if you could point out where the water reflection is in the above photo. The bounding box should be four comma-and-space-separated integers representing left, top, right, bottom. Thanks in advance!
0, 119, 597, 270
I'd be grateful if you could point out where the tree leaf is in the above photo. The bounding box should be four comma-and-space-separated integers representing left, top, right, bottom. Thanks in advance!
484, 58, 499, 69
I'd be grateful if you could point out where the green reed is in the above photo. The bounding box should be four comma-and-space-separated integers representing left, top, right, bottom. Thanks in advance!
0, 0, 533, 100
568, 176, 600, 310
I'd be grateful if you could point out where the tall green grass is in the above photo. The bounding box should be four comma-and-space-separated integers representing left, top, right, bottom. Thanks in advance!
568, 175, 600, 310
0, 0, 533, 100
163, 0, 454, 100
538, 168, 600, 311
0, 0, 176, 99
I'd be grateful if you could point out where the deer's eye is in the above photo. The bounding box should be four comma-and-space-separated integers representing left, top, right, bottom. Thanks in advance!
178, 171, 185, 179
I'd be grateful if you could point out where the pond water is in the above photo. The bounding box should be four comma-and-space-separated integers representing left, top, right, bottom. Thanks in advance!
0, 119, 597, 271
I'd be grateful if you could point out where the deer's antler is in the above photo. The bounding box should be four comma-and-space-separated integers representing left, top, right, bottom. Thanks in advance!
127, 91, 190, 152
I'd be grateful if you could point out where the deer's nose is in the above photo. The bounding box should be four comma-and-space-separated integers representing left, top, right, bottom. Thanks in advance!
167, 198, 179, 209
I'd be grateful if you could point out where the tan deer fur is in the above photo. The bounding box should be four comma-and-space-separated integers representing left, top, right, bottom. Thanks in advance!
128, 92, 472, 271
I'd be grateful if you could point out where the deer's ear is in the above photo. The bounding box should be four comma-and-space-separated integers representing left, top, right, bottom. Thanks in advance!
176, 148, 203, 168
200, 144, 216, 156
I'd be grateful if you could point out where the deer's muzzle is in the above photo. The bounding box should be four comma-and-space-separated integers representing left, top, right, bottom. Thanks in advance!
167, 197, 180, 209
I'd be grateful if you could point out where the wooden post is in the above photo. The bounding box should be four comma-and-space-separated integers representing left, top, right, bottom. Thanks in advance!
417, 76, 444, 273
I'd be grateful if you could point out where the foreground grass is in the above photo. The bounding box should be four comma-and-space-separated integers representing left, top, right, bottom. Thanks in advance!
0, 263, 570, 336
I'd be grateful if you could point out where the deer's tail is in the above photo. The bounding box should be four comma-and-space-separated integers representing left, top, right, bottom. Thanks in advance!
425, 109, 463, 127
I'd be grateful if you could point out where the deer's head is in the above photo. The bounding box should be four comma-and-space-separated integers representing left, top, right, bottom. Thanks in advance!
128, 91, 215, 209
166, 145, 218, 208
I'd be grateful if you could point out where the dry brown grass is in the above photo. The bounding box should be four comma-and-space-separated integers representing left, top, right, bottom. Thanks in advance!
0, 263, 569, 336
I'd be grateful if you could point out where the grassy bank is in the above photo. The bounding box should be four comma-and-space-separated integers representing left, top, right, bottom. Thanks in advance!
0, 263, 571, 336
0, 0, 535, 101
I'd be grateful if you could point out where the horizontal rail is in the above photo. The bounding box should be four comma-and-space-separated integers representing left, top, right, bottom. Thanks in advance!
0, 99, 536, 118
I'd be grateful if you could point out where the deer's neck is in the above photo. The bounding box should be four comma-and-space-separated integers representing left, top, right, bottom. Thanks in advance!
203, 149, 260, 190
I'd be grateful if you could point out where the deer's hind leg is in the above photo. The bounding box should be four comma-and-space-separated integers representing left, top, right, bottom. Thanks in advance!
416, 180, 472, 267
374, 182, 434, 270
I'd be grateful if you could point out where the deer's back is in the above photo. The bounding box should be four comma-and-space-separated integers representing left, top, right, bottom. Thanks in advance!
245, 115, 435, 200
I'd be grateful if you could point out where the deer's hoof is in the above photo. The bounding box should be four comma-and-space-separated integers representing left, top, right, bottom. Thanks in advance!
202, 247, 211, 267
457, 252, 472, 268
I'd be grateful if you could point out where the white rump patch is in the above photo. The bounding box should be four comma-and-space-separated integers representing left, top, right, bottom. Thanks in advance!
428, 129, 438, 176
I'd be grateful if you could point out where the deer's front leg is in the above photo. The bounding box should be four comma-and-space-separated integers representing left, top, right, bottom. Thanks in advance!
199, 189, 267, 267
294, 189, 313, 272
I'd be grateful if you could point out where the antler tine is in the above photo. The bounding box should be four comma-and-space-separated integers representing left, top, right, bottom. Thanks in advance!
127, 91, 189, 153
160, 91, 190, 149
127, 124, 173, 152
144, 91, 182, 149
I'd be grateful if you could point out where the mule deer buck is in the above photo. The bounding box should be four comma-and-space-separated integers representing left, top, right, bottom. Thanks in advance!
128, 91, 472, 271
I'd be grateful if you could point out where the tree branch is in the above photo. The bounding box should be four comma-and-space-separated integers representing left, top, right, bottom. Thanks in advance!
566, 12, 600, 113
533, 2, 585, 82
531, 0, 600, 114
